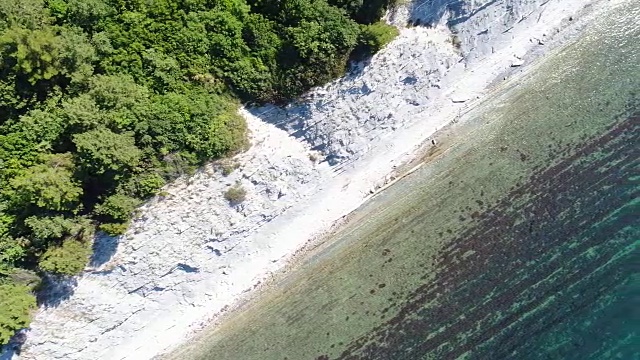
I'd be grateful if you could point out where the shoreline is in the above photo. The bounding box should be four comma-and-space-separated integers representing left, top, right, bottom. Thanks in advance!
161, 0, 611, 356
5, 0, 611, 359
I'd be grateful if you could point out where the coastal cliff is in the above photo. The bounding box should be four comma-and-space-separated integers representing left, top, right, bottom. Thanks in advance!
2, 0, 599, 358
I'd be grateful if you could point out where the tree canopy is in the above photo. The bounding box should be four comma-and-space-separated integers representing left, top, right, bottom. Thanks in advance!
0, 0, 399, 346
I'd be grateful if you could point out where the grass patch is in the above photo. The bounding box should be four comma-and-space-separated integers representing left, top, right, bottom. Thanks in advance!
224, 183, 247, 204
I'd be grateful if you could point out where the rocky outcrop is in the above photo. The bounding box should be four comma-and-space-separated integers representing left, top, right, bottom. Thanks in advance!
2, 0, 598, 359
254, 0, 573, 164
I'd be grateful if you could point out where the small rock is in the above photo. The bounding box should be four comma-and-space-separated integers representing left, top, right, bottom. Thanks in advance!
451, 95, 470, 103
511, 58, 525, 67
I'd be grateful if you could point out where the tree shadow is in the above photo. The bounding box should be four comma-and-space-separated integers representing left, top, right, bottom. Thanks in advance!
247, 58, 375, 167
36, 274, 78, 309
402, 0, 468, 27
89, 233, 120, 268
0, 236, 121, 356
0, 275, 72, 355
0, 330, 26, 359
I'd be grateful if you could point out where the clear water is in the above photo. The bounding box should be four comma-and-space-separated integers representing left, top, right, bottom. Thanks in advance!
168, 2, 640, 359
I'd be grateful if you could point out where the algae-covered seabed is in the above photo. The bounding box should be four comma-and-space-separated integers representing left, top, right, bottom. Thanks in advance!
171, 3, 640, 359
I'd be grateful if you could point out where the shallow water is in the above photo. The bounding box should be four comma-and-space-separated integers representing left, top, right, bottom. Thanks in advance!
170, 2, 640, 359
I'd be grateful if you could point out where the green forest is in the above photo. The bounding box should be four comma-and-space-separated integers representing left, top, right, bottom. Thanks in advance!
0, 0, 399, 346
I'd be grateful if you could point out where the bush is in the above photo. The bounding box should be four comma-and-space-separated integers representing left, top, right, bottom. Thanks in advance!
73, 128, 142, 175
224, 183, 247, 204
93, 193, 141, 223
98, 222, 129, 236
7, 153, 83, 212
118, 172, 166, 199
0, 283, 36, 345
354, 21, 399, 58
329, 0, 400, 25
138, 91, 247, 162
23, 215, 90, 246
220, 160, 240, 176
38, 239, 92, 276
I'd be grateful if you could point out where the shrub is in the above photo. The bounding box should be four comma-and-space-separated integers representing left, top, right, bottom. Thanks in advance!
98, 222, 129, 236
139, 91, 248, 162
354, 21, 399, 58
73, 128, 142, 174
224, 183, 247, 204
0, 282, 36, 345
8, 153, 83, 212
38, 239, 92, 276
329, 0, 402, 25
119, 172, 166, 199
93, 193, 141, 223
23, 215, 94, 247
220, 160, 240, 176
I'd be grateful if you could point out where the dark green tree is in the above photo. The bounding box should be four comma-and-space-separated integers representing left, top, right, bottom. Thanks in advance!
73, 128, 142, 175
7, 153, 82, 212
38, 237, 92, 275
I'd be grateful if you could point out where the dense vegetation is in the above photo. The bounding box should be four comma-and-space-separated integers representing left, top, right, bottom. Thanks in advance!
0, 0, 399, 345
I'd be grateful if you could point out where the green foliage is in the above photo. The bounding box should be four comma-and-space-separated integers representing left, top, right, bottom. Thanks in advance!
0, 18, 95, 122
355, 21, 399, 58
94, 193, 140, 223
38, 238, 91, 275
0, 109, 66, 179
73, 128, 141, 174
275, 1, 361, 99
0, 282, 36, 345
328, 0, 399, 24
25, 215, 76, 241
54, 26, 96, 84
0, 236, 25, 265
245, 0, 363, 100
0, 0, 51, 31
0, 25, 94, 84
0, 26, 61, 83
118, 172, 166, 198
7, 153, 82, 212
93, 0, 369, 102
87, 74, 149, 114
224, 183, 247, 204
98, 222, 128, 236
47, 0, 113, 30
138, 91, 247, 162
24, 215, 92, 244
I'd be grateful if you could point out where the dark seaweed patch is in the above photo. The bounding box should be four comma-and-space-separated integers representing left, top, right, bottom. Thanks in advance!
336, 115, 639, 359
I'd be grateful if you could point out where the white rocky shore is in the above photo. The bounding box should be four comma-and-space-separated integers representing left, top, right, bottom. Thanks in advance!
2, 0, 605, 359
